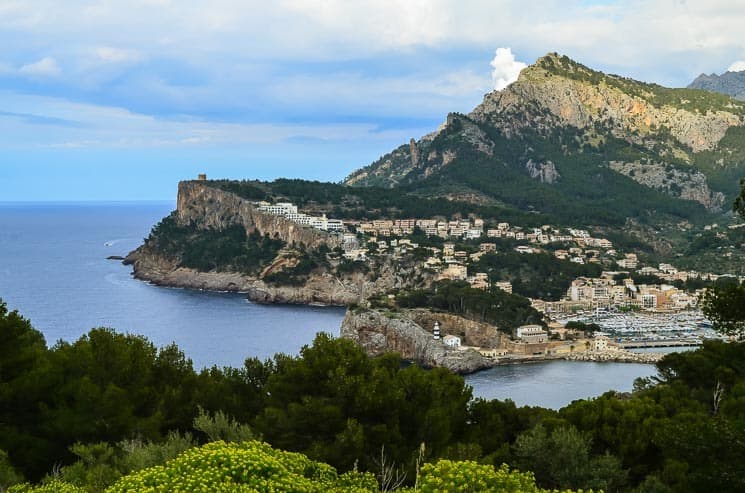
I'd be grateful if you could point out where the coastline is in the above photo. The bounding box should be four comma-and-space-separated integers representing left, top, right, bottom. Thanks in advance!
123, 246, 670, 373
123, 246, 354, 306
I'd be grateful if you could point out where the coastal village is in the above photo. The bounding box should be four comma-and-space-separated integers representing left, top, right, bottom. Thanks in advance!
250, 197, 742, 364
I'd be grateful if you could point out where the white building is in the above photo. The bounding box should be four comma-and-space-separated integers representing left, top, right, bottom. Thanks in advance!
443, 335, 461, 347
259, 202, 297, 215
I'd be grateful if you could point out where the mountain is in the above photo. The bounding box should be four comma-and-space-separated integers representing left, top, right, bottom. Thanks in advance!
689, 70, 745, 100
345, 53, 745, 226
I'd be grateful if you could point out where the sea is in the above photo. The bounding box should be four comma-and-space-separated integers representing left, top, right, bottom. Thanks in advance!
0, 201, 662, 409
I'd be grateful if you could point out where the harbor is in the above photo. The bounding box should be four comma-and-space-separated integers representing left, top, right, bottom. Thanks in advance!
555, 309, 721, 349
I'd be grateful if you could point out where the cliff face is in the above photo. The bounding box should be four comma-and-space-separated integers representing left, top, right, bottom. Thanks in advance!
177, 181, 340, 249
404, 309, 503, 348
126, 246, 434, 306
608, 161, 725, 211
473, 56, 742, 153
340, 308, 492, 374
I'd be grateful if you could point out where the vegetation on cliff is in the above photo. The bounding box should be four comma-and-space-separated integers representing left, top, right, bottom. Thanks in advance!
262, 245, 331, 286
146, 212, 284, 274
208, 178, 548, 226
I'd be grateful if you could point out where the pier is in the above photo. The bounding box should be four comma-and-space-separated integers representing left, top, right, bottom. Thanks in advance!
618, 339, 701, 349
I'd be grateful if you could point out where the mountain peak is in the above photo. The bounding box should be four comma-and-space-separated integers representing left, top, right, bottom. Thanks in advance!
527, 52, 591, 77
688, 70, 745, 100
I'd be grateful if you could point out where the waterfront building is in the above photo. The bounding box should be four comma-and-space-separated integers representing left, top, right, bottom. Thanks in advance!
516, 325, 548, 344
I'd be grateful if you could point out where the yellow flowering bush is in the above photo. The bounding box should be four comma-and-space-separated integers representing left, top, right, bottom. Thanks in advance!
9, 444, 594, 493
105, 440, 377, 493
8, 479, 86, 493
399, 460, 590, 493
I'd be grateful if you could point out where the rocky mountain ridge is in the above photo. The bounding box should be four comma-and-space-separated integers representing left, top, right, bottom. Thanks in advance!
345, 53, 745, 215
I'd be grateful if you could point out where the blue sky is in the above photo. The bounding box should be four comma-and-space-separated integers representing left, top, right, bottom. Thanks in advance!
1, 0, 744, 201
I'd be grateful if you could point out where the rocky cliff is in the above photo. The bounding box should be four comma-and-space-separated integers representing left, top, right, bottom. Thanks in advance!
177, 181, 340, 249
126, 182, 434, 304
404, 309, 503, 348
472, 54, 743, 153
340, 308, 493, 374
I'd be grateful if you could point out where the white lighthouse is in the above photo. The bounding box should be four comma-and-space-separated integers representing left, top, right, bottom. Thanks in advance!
433, 321, 441, 340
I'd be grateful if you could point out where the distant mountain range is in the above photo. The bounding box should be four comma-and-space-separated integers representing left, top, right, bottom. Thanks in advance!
689, 70, 745, 100
345, 53, 745, 227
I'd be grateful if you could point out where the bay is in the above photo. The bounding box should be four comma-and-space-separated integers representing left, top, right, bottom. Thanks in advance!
1, 202, 662, 408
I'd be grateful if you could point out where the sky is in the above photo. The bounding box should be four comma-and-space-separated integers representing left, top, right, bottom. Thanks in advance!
1, 0, 745, 201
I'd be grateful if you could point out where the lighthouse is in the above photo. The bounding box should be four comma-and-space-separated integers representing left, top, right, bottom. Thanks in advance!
433, 321, 441, 340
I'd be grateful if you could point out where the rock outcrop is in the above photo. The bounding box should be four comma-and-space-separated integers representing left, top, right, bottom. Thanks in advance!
608, 161, 725, 211
340, 308, 493, 374
472, 54, 743, 153
404, 309, 503, 348
525, 159, 560, 184
126, 245, 434, 306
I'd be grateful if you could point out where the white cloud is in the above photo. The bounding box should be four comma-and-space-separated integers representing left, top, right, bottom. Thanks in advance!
490, 48, 527, 91
95, 46, 143, 64
728, 60, 745, 72
19, 57, 60, 77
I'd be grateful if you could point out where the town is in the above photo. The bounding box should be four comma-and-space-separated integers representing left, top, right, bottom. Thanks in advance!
252, 198, 742, 304
252, 198, 741, 360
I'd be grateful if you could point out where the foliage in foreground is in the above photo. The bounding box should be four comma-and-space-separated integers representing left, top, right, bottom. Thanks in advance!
12, 441, 585, 493
405, 460, 582, 493
4, 293, 745, 491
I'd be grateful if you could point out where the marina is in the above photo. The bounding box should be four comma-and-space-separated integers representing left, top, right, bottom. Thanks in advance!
556, 309, 722, 348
